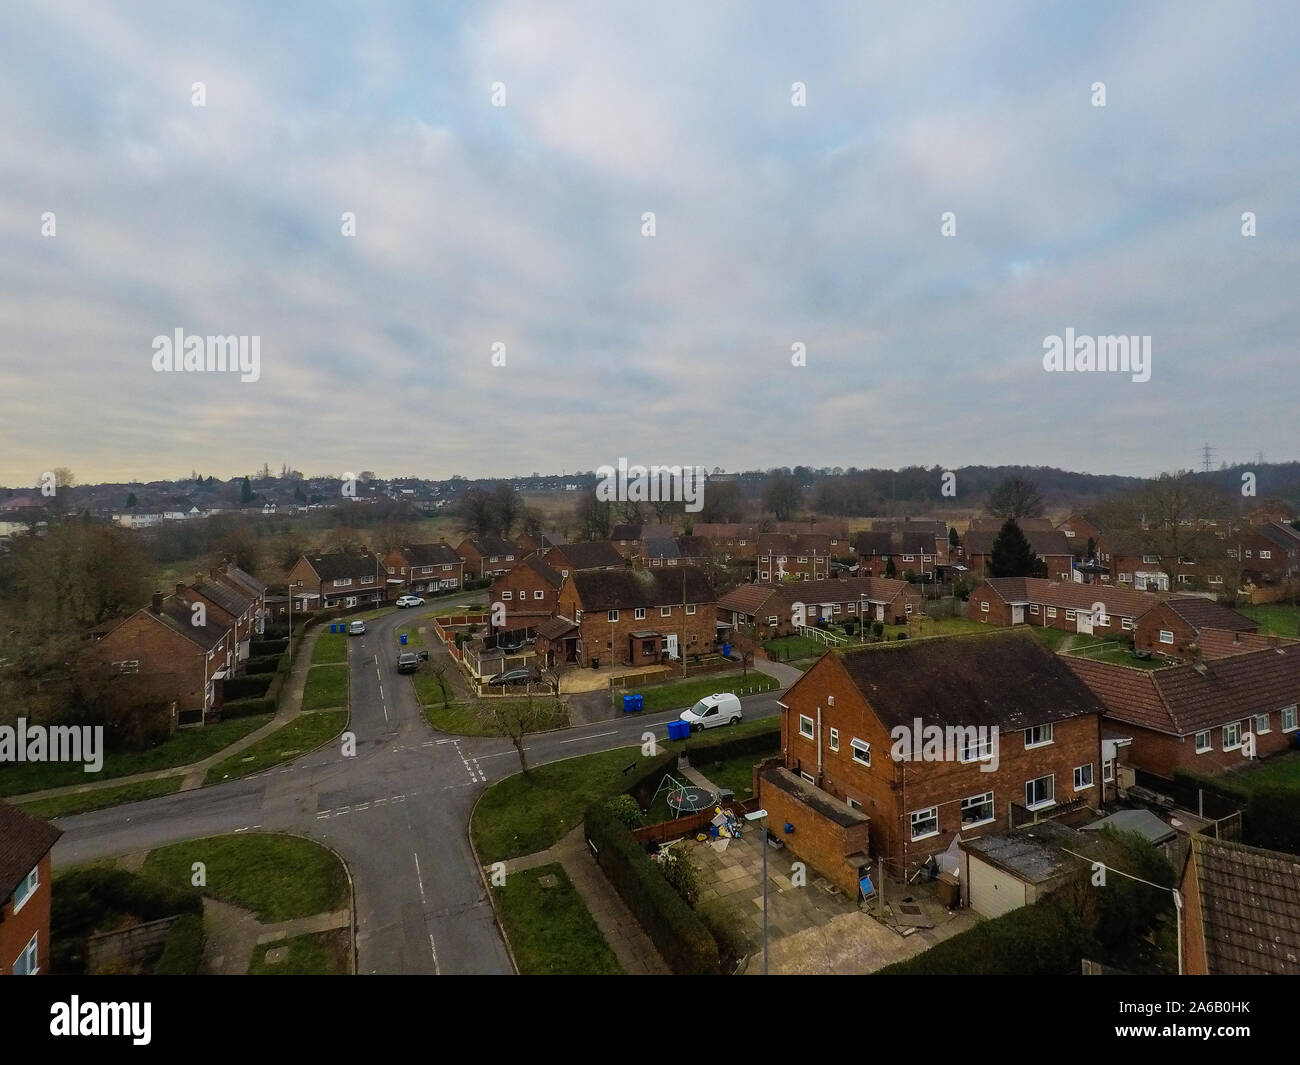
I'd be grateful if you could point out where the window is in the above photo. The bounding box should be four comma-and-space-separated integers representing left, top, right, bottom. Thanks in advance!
961, 792, 995, 828
634, 608, 646, 620
1025, 775, 1054, 810
1065, 609, 1076, 621
1255, 713, 1270, 734
534, 590, 545, 600
799, 715, 814, 739
502, 591, 513, 600
1260, 550, 1272, 560
981, 601, 989, 613
798, 556, 807, 563
506, 554, 515, 561
766, 616, 778, 627
846, 797, 862, 811
905, 603, 913, 614
443, 564, 452, 571
113, 660, 140, 674
1029, 604, 1039, 615
1046, 607, 1057, 618
661, 606, 672, 617
850, 738, 871, 766
686, 604, 696, 615
759, 572, 769, 581
1159, 630, 1174, 645
13, 866, 38, 912
910, 807, 939, 841
829, 728, 839, 751
386, 567, 395, 575
607, 610, 619, 622
1143, 554, 1160, 564
1024, 723, 1054, 748
13, 932, 38, 975
1074, 763, 1094, 791
1118, 572, 1132, 583
421, 566, 431, 575
1103, 759, 1115, 783
336, 578, 352, 587
1222, 721, 1242, 751
1122, 617, 1134, 631
959, 732, 994, 762
1283, 705, 1298, 732
737, 539, 747, 546
1195, 730, 1212, 753
903, 554, 915, 562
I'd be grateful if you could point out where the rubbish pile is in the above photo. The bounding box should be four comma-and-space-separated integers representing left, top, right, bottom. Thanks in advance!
695, 805, 744, 851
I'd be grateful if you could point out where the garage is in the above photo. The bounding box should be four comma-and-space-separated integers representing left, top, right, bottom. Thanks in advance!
967, 854, 1027, 918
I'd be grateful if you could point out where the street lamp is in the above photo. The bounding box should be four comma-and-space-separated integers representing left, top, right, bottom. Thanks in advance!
744, 808, 769, 974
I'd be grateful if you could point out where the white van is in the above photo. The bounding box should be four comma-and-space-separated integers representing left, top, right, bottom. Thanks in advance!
680, 692, 743, 732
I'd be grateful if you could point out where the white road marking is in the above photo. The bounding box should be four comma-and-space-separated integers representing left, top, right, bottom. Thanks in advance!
559, 730, 617, 744
413, 852, 426, 903
428, 933, 441, 974
355, 802, 369, 811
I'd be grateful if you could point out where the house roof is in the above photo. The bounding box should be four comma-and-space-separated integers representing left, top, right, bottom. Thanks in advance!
0, 801, 62, 903
548, 541, 627, 570
960, 821, 1091, 885
535, 616, 578, 641
1162, 598, 1258, 633
1066, 643, 1300, 736
872, 520, 946, 539
964, 529, 1074, 558
831, 630, 1106, 732
852, 531, 894, 556
518, 554, 563, 588
675, 535, 712, 557
968, 516, 1056, 534
460, 536, 516, 557
155, 596, 230, 651
304, 552, 380, 581
1081, 808, 1177, 845
194, 579, 251, 618
221, 564, 267, 597
982, 577, 1160, 618
717, 577, 914, 619
1186, 835, 1300, 975
643, 537, 680, 560
570, 567, 714, 611
1195, 628, 1295, 660
402, 542, 463, 567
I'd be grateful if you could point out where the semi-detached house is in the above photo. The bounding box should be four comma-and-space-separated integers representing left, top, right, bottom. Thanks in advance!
286, 552, 384, 611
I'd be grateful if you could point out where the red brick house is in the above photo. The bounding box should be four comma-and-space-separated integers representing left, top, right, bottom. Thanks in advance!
542, 540, 627, 578
286, 552, 384, 611
212, 563, 268, 639
717, 577, 922, 638
540, 567, 717, 669
0, 802, 61, 975
453, 536, 519, 580
691, 521, 850, 564
969, 577, 1162, 636
490, 554, 564, 634
382, 543, 464, 595
963, 528, 1074, 581
184, 577, 258, 662
92, 590, 235, 726
1066, 645, 1300, 779
759, 631, 1106, 891
610, 523, 673, 560
756, 533, 834, 582
1134, 598, 1258, 658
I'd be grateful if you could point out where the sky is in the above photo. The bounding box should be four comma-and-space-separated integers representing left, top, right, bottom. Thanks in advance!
1, 0, 1297, 487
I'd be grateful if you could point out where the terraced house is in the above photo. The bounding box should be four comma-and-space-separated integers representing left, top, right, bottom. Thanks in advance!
382, 542, 465, 595
757, 632, 1107, 893
969, 577, 1161, 636
1133, 598, 1258, 658
455, 536, 519, 579
542, 539, 627, 578
490, 554, 564, 634
287, 551, 384, 610
756, 533, 834, 582
962, 528, 1074, 581
717, 577, 921, 639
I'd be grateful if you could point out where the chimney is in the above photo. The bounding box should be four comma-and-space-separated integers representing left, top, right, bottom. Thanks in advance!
176, 582, 187, 598
150, 591, 164, 614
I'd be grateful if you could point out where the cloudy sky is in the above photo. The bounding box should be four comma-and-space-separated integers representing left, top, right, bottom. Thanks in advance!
1, 1, 1296, 486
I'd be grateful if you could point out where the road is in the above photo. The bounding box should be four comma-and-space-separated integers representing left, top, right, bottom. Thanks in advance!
52, 607, 784, 973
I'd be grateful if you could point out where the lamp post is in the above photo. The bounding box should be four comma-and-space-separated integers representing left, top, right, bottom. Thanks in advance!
744, 808, 769, 974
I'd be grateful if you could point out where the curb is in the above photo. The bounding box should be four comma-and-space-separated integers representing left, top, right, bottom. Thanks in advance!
467, 788, 521, 976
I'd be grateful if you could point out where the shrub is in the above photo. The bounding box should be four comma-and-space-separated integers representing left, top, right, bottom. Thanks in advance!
897, 632, 909, 640
153, 914, 205, 975
620, 750, 679, 809
684, 721, 779, 765
872, 622, 884, 638
221, 673, 274, 701
606, 794, 645, 830
659, 848, 702, 906
1245, 784, 1300, 853
244, 654, 282, 675
249, 638, 289, 657
697, 898, 753, 973
584, 802, 719, 974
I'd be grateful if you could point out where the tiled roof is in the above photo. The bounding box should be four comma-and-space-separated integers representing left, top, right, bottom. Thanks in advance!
157, 596, 230, 651
982, 577, 1160, 618
571, 567, 715, 611
1067, 643, 1300, 736
964, 529, 1074, 558
535, 616, 578, 641
853, 531, 894, 556
222, 564, 267, 596
1163, 598, 1258, 633
461, 536, 517, 557
1196, 629, 1295, 660
968, 516, 1056, 533
519, 554, 563, 588
402, 542, 462, 567
548, 541, 627, 570
643, 537, 680, 559
1188, 835, 1300, 975
717, 577, 913, 619
832, 630, 1104, 732
0, 801, 61, 903
194, 579, 251, 618
305, 552, 380, 581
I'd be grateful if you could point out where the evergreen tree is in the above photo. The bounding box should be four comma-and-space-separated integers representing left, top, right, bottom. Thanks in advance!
884, 556, 898, 579
125, 491, 138, 508
240, 476, 253, 504
989, 519, 1044, 578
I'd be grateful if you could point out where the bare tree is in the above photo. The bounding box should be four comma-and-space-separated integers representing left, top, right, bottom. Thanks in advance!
477, 690, 560, 774
987, 476, 1044, 520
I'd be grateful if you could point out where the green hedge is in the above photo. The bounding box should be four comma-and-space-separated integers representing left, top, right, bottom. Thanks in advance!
620, 750, 679, 808
250, 638, 289, 657
221, 673, 274, 701
584, 800, 720, 975
222, 659, 288, 719
1245, 784, 1300, 854
244, 654, 283, 675
1172, 767, 1251, 803
683, 721, 780, 765
153, 913, 205, 975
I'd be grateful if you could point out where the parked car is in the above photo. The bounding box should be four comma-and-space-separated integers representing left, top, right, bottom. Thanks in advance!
348, 620, 366, 636
488, 668, 535, 686
396, 652, 421, 673
680, 692, 742, 732
395, 595, 425, 608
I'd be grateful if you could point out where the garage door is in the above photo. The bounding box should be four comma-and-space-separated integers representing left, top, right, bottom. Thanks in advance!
968, 856, 1027, 918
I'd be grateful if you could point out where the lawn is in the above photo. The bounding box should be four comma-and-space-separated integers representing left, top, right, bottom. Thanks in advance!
143, 833, 349, 923
249, 928, 351, 975
689, 744, 780, 800
1066, 643, 1165, 670
1236, 603, 1300, 637
302, 664, 348, 710
17, 776, 184, 820
0, 714, 272, 797
764, 634, 838, 661
1227, 751, 1300, 792
204, 710, 349, 784
393, 626, 423, 648
425, 698, 569, 736
1029, 626, 1071, 653
411, 668, 451, 707
629, 672, 779, 715
494, 863, 621, 975
472, 744, 654, 861
311, 632, 348, 664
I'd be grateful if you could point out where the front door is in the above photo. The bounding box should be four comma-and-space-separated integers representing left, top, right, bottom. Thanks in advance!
1012, 605, 1025, 625
1076, 610, 1093, 635
665, 634, 679, 659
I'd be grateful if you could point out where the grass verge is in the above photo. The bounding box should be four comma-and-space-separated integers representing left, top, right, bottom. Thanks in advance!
17, 776, 184, 820
249, 928, 350, 975
204, 710, 349, 784
494, 864, 621, 975
302, 664, 348, 711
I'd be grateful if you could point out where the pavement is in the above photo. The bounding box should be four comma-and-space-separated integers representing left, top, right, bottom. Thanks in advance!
49, 605, 787, 975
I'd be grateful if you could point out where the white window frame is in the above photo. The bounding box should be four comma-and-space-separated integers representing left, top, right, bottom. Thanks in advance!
981, 600, 989, 613
960, 791, 995, 828
1073, 763, 1094, 791
959, 733, 994, 763
13, 932, 38, 975
502, 591, 513, 600
534, 590, 545, 600
686, 604, 696, 615
1159, 630, 1174, 645
829, 727, 839, 752
1046, 607, 1057, 618
12, 866, 38, 913
850, 738, 871, 766
661, 606, 672, 617
800, 770, 815, 784
909, 806, 939, 841
1260, 550, 1272, 560
1024, 723, 1054, 749
1222, 721, 1242, 751
1029, 604, 1039, 615
1121, 617, 1134, 631
607, 609, 619, 622
1195, 730, 1212, 753
1282, 705, 1298, 733
1103, 759, 1115, 783
1065, 609, 1076, 621
1025, 775, 1055, 810
798, 714, 814, 739
846, 797, 862, 811
634, 608, 646, 620
1255, 713, 1270, 735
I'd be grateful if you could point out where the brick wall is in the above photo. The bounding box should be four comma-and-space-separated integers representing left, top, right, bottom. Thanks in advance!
756, 768, 870, 897
0, 853, 53, 974
1119, 718, 1299, 778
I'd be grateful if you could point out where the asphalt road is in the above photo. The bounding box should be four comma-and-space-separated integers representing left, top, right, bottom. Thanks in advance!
51, 607, 784, 974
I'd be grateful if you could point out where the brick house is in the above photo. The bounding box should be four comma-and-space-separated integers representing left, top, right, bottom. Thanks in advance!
0, 802, 61, 975
542, 540, 627, 578
854, 527, 948, 580
963, 528, 1075, 581
183, 577, 258, 662
1066, 645, 1300, 779
969, 577, 1162, 636
756, 533, 834, 582
609, 523, 673, 560
717, 577, 922, 638
211, 563, 268, 639
759, 631, 1106, 891
490, 554, 564, 634
455, 536, 519, 580
382, 543, 464, 595
544, 567, 717, 669
93, 590, 236, 726
691, 521, 850, 564
286, 552, 384, 611
1228, 521, 1300, 585
1180, 835, 1300, 975
1134, 598, 1258, 658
